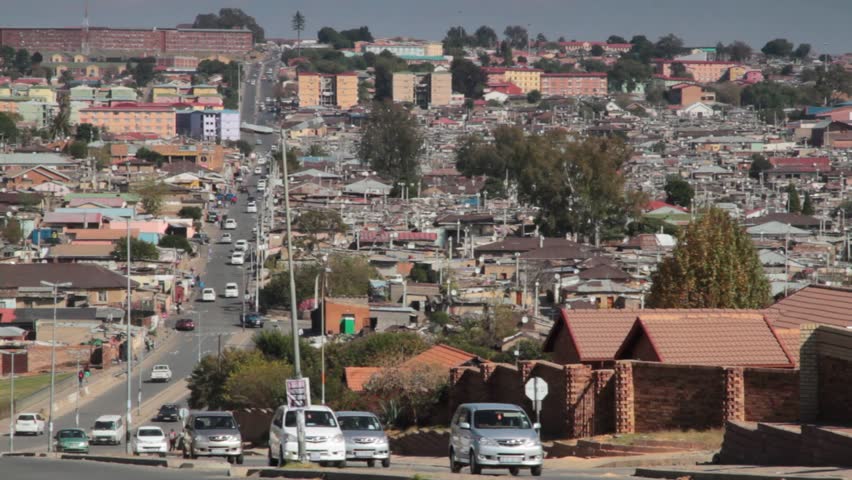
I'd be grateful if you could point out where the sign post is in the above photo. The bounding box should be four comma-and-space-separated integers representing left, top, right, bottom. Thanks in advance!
286, 377, 310, 461
524, 377, 549, 424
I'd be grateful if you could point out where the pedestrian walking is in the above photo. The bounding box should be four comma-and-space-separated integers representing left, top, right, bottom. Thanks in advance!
168, 429, 178, 452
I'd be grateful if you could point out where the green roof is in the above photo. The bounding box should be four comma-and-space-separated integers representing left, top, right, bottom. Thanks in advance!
63, 192, 141, 202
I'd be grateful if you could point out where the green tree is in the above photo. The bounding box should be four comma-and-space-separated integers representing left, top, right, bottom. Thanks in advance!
158, 234, 193, 253
340, 26, 373, 43
292, 11, 306, 56
802, 192, 815, 216
228, 139, 252, 156
627, 35, 655, 63
135, 147, 164, 167
654, 33, 686, 59
526, 89, 542, 104
473, 25, 498, 48
450, 58, 486, 98
607, 35, 627, 44
30, 51, 42, 64
786, 182, 801, 213
670, 62, 691, 78
67, 140, 88, 159
187, 348, 258, 409
608, 58, 652, 93
14, 49, 30, 74
297, 209, 346, 251
193, 8, 265, 43
793, 43, 811, 60
48, 94, 71, 140
306, 144, 328, 157
126, 57, 156, 87
748, 153, 772, 180
503, 25, 529, 50
647, 208, 770, 309
712, 82, 743, 106
664, 176, 694, 208
178, 206, 203, 221
443, 26, 472, 53
590, 44, 605, 56
260, 254, 377, 310
1, 218, 22, 244
112, 236, 158, 262
0, 112, 19, 143
762, 38, 794, 58
133, 180, 169, 216
364, 362, 448, 427
74, 123, 99, 141
728, 41, 753, 62
223, 354, 292, 409
359, 101, 423, 184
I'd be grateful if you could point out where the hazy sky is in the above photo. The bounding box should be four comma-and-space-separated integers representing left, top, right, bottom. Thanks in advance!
2, 0, 850, 53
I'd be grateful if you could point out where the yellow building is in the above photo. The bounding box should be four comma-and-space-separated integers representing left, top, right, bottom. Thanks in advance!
504, 68, 543, 94
152, 84, 180, 103
392, 73, 416, 103
0, 85, 11, 97
423, 42, 443, 57
298, 72, 358, 109
392, 71, 451, 107
27, 85, 56, 103
79, 105, 176, 139
192, 85, 218, 96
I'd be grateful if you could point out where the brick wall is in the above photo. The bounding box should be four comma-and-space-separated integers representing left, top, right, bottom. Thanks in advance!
626, 362, 725, 432
744, 368, 799, 422
817, 355, 852, 424
26, 345, 93, 373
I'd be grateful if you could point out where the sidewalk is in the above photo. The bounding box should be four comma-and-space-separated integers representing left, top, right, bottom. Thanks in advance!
636, 465, 852, 480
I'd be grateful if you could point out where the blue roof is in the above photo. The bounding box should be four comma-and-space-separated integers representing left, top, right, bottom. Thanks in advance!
55, 207, 135, 219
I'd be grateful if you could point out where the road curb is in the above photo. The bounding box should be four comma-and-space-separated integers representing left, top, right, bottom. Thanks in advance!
594, 452, 714, 468
59, 453, 168, 468
634, 467, 847, 480
238, 467, 417, 479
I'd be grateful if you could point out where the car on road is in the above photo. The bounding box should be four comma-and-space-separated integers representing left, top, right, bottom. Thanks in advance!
224, 283, 239, 298
256, 182, 266, 193
156, 404, 180, 422
254, 166, 263, 175
230, 251, 245, 265
241, 313, 264, 328
449, 403, 543, 476
191, 232, 210, 244
133, 426, 169, 456
207, 212, 220, 223
268, 405, 346, 467
336, 411, 390, 467
91, 415, 125, 445
14, 413, 45, 436
55, 428, 89, 454
246, 201, 257, 213
182, 411, 244, 464
150, 364, 172, 382
224, 219, 237, 230
219, 233, 233, 244
175, 318, 195, 331
201, 288, 217, 301
234, 239, 249, 252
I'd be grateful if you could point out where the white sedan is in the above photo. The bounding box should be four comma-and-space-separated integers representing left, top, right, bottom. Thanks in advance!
219, 233, 233, 244
201, 288, 216, 301
133, 426, 168, 456
224, 219, 237, 230
14, 413, 45, 436
234, 240, 249, 252
224, 283, 239, 298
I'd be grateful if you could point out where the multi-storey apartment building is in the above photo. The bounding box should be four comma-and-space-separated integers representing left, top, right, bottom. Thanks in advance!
391, 71, 452, 108
654, 59, 741, 83
361, 42, 442, 57
0, 27, 252, 55
540, 72, 608, 97
176, 109, 240, 142
79, 104, 176, 138
482, 67, 543, 94
298, 72, 358, 109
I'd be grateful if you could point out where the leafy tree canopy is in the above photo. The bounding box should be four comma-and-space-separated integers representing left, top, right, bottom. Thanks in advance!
112, 236, 158, 262
358, 101, 423, 184
664, 176, 694, 208
193, 8, 264, 43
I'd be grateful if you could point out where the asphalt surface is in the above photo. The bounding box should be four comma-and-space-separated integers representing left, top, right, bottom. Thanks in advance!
1, 54, 282, 456
1, 457, 229, 479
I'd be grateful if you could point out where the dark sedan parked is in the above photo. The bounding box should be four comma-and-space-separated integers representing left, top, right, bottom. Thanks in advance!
175, 318, 196, 331
241, 313, 264, 328
156, 404, 180, 422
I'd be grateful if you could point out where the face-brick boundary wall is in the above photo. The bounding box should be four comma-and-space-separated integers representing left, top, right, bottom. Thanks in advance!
450, 360, 798, 439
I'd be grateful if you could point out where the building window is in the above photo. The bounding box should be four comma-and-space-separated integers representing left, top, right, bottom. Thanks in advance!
98, 291, 107, 303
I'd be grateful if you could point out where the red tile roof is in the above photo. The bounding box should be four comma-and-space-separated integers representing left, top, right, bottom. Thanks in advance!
768, 156, 830, 169
344, 367, 382, 392
766, 285, 852, 329
616, 313, 794, 368
358, 231, 438, 243
401, 344, 478, 369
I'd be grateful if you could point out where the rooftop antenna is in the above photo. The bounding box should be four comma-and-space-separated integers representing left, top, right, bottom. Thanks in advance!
82, 0, 90, 55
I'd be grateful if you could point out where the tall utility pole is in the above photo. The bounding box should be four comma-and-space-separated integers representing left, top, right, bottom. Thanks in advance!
281, 131, 306, 461
40, 280, 71, 452
125, 219, 133, 454
2, 350, 24, 453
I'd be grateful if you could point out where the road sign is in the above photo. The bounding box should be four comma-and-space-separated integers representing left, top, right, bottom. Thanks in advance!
286, 377, 311, 408
525, 377, 548, 401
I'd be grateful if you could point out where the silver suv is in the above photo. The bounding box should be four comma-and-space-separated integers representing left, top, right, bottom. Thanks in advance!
182, 411, 244, 464
336, 411, 391, 467
449, 403, 543, 476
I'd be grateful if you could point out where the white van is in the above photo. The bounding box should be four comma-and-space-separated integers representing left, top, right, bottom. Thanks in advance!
268, 405, 346, 467
91, 414, 125, 445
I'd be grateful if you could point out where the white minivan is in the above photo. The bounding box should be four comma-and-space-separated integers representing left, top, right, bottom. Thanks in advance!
268, 405, 346, 467
91, 415, 125, 445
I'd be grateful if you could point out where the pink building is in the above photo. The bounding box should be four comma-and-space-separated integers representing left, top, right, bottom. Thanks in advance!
654, 59, 741, 83
743, 70, 764, 84
541, 72, 608, 97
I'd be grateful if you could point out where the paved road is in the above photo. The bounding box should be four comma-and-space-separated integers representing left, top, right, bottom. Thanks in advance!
2, 58, 280, 455
2, 457, 229, 480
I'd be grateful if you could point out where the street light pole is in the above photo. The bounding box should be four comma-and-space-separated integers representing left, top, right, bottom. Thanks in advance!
40, 280, 71, 453
320, 254, 328, 405
281, 131, 306, 462
125, 219, 133, 454
2, 350, 24, 453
